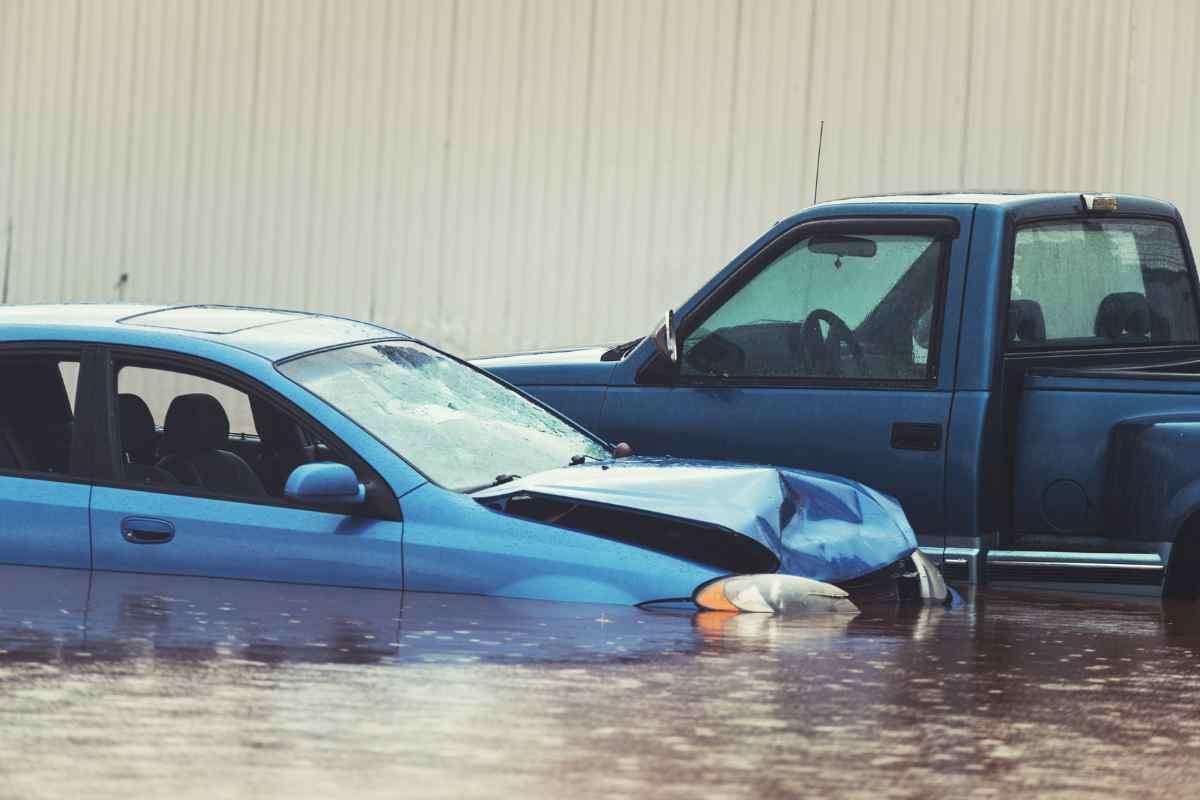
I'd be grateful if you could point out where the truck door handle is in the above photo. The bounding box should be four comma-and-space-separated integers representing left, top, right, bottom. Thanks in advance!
121, 517, 175, 544
890, 422, 942, 451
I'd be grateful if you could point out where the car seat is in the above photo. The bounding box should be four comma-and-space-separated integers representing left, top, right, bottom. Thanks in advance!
118, 393, 176, 485
250, 397, 317, 495
157, 393, 267, 497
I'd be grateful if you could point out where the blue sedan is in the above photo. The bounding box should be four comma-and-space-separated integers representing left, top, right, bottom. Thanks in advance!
0, 304, 944, 612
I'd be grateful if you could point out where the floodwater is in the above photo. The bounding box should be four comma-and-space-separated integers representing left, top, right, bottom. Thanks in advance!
1, 567, 1198, 799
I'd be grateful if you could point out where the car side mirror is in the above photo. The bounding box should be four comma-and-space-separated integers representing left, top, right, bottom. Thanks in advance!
652, 309, 679, 366
285, 463, 365, 507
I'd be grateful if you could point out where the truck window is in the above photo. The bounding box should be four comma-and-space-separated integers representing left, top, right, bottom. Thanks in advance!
1008, 219, 1199, 349
679, 233, 944, 381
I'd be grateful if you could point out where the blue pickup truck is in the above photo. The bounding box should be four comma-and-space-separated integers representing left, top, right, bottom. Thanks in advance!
478, 192, 1200, 596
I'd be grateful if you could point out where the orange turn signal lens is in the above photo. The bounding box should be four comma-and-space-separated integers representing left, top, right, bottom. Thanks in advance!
692, 574, 859, 614
693, 578, 740, 612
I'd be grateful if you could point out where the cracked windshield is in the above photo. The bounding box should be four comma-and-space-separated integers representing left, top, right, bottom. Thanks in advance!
279, 341, 610, 491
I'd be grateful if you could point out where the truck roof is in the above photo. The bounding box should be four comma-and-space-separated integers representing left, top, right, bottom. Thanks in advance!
0, 303, 405, 361
818, 191, 1179, 217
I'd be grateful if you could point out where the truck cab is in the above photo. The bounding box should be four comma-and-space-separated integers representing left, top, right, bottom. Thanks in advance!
478, 193, 1200, 595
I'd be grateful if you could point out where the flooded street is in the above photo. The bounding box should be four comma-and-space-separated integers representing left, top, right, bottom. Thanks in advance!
1, 567, 1199, 799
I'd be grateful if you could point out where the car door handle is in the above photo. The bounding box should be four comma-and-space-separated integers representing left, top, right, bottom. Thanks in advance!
890, 422, 942, 451
121, 517, 175, 544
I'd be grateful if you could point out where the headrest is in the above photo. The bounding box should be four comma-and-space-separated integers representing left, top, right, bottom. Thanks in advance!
118, 394, 157, 453
1008, 299, 1046, 344
1095, 292, 1150, 340
160, 394, 230, 456
250, 397, 306, 451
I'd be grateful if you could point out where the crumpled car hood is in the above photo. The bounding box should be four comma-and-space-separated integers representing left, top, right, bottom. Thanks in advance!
473, 456, 918, 583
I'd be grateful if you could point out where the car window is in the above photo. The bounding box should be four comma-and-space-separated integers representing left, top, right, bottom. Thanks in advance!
0, 355, 82, 476
279, 341, 611, 492
119, 367, 257, 436
680, 233, 945, 381
112, 362, 350, 502
59, 362, 79, 413
1008, 219, 1199, 348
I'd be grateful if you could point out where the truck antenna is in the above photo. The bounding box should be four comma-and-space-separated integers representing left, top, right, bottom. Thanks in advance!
1, 218, 12, 305
812, 120, 825, 206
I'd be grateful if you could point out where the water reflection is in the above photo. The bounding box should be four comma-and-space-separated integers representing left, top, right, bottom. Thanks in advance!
1, 566, 1199, 798
0, 567, 971, 668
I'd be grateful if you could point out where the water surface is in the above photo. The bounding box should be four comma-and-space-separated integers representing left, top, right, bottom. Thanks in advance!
1, 567, 1198, 799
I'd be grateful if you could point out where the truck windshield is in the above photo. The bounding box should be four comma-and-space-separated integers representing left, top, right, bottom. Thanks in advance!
278, 341, 611, 492
1009, 219, 1199, 348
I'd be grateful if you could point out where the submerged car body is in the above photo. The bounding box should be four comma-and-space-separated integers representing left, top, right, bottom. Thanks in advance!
0, 304, 926, 608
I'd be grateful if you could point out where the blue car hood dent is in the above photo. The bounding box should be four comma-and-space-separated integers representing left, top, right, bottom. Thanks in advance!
473, 457, 918, 583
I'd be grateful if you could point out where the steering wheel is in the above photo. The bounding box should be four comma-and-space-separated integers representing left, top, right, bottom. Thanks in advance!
795, 309, 867, 377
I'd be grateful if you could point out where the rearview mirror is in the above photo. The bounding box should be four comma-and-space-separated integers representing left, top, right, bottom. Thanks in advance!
651, 309, 678, 365
285, 463, 365, 507
808, 235, 877, 259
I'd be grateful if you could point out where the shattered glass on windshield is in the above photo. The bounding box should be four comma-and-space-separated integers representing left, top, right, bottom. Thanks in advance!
278, 341, 610, 491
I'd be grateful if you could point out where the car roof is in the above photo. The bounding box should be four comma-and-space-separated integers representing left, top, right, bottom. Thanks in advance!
0, 303, 406, 361
815, 190, 1179, 217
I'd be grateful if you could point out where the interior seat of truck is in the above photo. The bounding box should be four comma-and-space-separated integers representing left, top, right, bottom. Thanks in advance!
1094, 292, 1169, 342
1008, 299, 1046, 345
156, 393, 267, 497
1095, 292, 1151, 341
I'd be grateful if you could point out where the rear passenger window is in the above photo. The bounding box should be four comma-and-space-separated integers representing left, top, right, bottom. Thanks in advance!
0, 355, 83, 476
1008, 219, 1199, 348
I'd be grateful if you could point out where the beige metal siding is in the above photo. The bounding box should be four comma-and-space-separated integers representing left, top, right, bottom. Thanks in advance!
2, 0, 1198, 356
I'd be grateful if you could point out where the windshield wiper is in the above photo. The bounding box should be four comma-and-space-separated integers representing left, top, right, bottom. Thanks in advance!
464, 473, 522, 493
569, 453, 606, 466
600, 337, 643, 362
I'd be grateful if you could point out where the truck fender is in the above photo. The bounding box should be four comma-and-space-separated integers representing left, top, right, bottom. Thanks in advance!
1162, 485, 1200, 599
1104, 416, 1200, 543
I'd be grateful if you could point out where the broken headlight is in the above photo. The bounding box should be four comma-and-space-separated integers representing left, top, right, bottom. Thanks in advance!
692, 574, 860, 614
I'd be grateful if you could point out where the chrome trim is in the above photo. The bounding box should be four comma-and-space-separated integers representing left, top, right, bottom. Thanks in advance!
922, 546, 1166, 577
991, 560, 1162, 571
988, 550, 1164, 569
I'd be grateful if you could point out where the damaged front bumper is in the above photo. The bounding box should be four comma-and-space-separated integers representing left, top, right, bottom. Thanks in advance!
475, 456, 947, 612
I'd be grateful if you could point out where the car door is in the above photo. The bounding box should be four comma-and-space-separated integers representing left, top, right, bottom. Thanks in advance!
88, 348, 405, 590
598, 212, 971, 549
0, 344, 94, 571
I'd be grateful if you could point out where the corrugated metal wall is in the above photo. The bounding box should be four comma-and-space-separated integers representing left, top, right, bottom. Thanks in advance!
2, 0, 1197, 357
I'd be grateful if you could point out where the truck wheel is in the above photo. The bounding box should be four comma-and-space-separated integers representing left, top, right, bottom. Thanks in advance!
1163, 515, 1200, 600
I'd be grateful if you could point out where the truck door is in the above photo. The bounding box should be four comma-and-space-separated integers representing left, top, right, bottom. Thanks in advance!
598, 212, 971, 553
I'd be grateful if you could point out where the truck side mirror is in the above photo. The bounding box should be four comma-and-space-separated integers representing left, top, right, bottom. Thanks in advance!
652, 309, 679, 366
